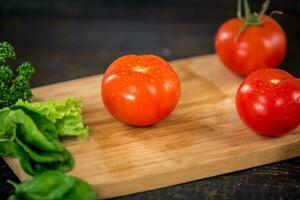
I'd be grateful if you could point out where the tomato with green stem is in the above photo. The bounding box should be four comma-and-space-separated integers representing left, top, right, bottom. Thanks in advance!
215, 0, 287, 77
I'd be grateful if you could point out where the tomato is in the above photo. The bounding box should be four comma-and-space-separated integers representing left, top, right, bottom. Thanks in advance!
101, 55, 181, 126
236, 68, 300, 137
215, 0, 286, 77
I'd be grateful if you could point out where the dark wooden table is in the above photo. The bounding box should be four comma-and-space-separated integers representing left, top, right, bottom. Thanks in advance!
1, 0, 300, 199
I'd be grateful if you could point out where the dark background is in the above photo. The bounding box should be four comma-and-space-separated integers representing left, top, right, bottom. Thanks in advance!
0, 0, 300, 199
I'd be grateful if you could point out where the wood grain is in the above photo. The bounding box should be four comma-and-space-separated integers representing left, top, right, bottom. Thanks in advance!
3, 54, 300, 199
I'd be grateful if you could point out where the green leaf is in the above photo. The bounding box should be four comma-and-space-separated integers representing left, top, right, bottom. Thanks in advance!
0, 107, 15, 140
8, 195, 18, 200
8, 171, 96, 200
0, 107, 74, 176
63, 178, 96, 200
15, 98, 89, 139
8, 109, 62, 152
0, 140, 36, 175
31, 148, 74, 175
15, 136, 64, 163
12, 171, 76, 200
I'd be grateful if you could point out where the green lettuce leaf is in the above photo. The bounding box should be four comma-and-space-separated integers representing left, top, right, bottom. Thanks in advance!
0, 108, 74, 175
15, 98, 88, 139
7, 170, 96, 200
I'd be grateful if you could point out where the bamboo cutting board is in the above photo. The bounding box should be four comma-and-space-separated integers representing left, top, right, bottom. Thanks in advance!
4, 54, 300, 199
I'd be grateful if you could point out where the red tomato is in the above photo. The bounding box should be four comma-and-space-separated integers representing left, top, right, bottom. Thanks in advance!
215, 2, 286, 77
236, 68, 300, 137
101, 55, 181, 126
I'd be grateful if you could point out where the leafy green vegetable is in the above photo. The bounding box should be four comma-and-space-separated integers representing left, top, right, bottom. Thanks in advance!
0, 43, 93, 199
0, 106, 74, 175
0, 97, 88, 175
7, 170, 96, 200
63, 177, 96, 200
15, 98, 88, 139
0, 42, 35, 109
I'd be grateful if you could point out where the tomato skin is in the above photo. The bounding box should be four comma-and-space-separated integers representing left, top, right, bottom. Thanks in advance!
101, 55, 181, 126
236, 68, 300, 136
215, 16, 287, 77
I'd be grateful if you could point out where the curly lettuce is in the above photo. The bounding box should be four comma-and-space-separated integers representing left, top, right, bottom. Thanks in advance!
0, 97, 89, 175
15, 98, 89, 139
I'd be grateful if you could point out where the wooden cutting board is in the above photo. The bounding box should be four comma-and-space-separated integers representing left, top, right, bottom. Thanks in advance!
4, 54, 300, 199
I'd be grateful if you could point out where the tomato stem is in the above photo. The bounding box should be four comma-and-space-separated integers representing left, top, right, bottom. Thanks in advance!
259, 0, 270, 19
237, 0, 270, 26
235, 0, 271, 42
270, 10, 284, 17
237, 0, 243, 20
243, 0, 251, 18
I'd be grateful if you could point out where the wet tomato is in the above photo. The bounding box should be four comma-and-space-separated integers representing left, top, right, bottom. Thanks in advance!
236, 68, 300, 136
215, 0, 286, 77
101, 55, 181, 126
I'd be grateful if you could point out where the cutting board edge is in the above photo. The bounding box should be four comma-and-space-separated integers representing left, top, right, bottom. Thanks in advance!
94, 139, 300, 199
91, 139, 300, 199
4, 138, 299, 199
